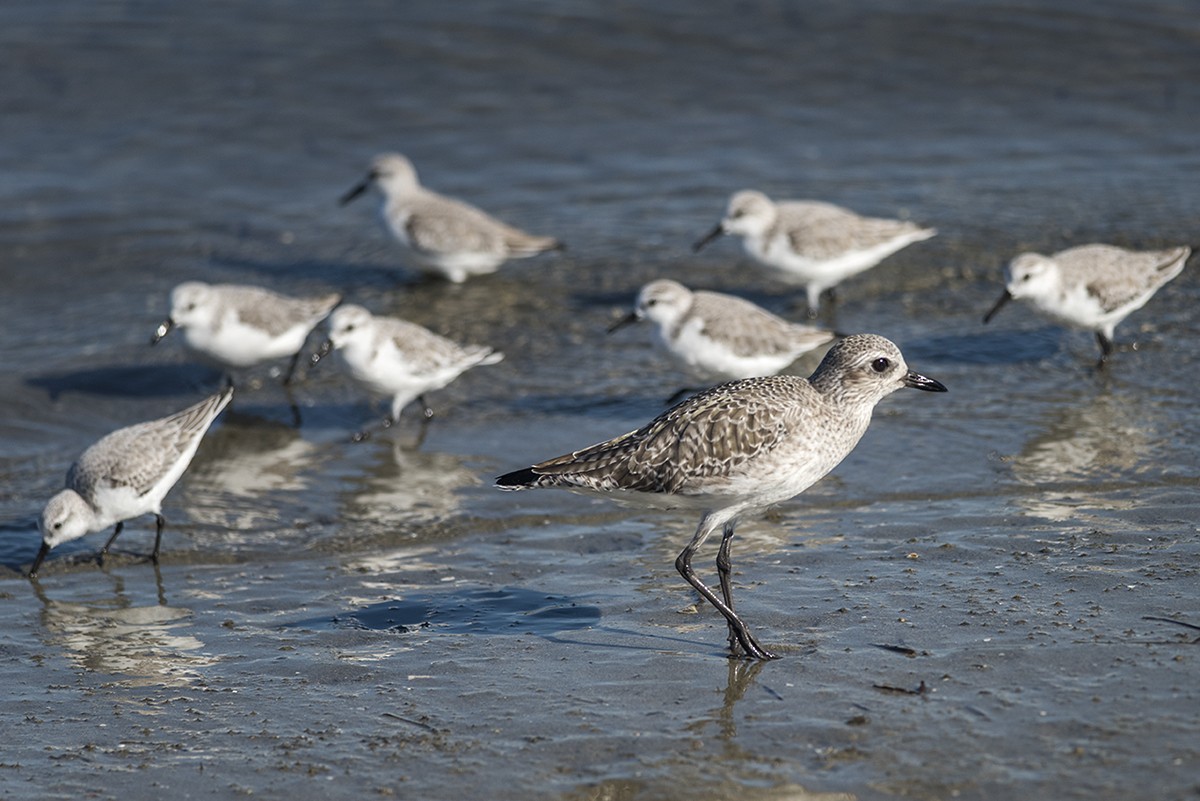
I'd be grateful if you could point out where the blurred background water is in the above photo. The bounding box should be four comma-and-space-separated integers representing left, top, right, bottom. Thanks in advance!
1, 2, 1198, 799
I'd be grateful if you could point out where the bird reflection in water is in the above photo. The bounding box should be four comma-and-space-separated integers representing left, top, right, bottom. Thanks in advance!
29, 566, 216, 688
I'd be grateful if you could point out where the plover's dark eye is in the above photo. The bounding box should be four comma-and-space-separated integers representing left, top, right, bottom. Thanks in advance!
645, 299, 657, 307
871, 357, 890, 373
53, 522, 62, 530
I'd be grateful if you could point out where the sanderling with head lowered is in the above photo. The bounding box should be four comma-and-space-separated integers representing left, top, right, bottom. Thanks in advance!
30, 387, 233, 577
608, 278, 837, 382
694, 190, 937, 315
340, 153, 563, 283
152, 281, 341, 386
312, 304, 503, 440
496, 334, 946, 660
983, 244, 1191, 367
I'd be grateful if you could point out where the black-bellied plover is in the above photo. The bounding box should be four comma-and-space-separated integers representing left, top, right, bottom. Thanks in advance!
340, 153, 562, 283
312, 304, 503, 440
152, 281, 341, 386
608, 278, 836, 381
31, 387, 234, 576
694, 190, 936, 315
495, 334, 946, 659
983, 244, 1190, 367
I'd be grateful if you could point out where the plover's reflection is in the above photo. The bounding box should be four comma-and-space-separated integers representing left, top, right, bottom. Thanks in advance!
181, 413, 319, 531
30, 568, 216, 687
1012, 390, 1152, 522
341, 439, 479, 527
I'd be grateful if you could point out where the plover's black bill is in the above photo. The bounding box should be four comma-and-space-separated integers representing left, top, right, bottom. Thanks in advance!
903, 371, 948, 392
339, 175, 372, 206
692, 222, 725, 253
606, 310, 640, 334
982, 290, 1013, 324
150, 317, 174, 345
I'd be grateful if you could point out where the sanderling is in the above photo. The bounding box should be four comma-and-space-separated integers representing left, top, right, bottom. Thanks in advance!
694, 190, 936, 314
340, 153, 562, 283
496, 333, 946, 659
152, 281, 341, 385
983, 244, 1190, 366
608, 278, 837, 381
30, 387, 233, 576
313, 304, 503, 439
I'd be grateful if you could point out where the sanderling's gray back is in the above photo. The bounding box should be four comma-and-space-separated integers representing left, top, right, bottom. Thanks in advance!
314, 303, 503, 440
609, 278, 836, 381
983, 243, 1190, 366
340, 153, 562, 283
496, 333, 946, 659
31, 386, 234, 576
694, 189, 936, 315
152, 281, 341, 384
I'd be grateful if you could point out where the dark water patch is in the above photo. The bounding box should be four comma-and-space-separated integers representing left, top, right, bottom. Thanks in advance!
908, 327, 1064, 365
288, 586, 602, 637
26, 363, 224, 400
207, 253, 420, 294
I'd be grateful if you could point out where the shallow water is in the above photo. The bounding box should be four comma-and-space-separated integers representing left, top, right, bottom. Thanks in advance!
2, 2, 1199, 799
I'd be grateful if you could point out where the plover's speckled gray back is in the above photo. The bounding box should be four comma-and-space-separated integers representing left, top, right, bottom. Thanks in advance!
314, 304, 503, 439
340, 153, 562, 283
496, 333, 946, 659
152, 281, 341, 385
694, 189, 936, 314
609, 278, 837, 380
31, 387, 234, 576
983, 244, 1190, 366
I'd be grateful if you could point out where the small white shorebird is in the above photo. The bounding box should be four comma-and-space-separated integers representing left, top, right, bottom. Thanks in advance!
496, 334, 946, 660
340, 153, 562, 283
983, 244, 1191, 367
694, 190, 937, 315
152, 281, 341, 386
608, 279, 837, 381
313, 304, 503, 440
30, 387, 233, 576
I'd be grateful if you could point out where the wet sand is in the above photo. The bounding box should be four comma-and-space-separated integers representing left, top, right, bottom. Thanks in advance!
2, 2, 1199, 799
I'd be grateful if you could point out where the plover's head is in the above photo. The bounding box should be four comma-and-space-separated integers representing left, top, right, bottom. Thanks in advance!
722, 189, 776, 237
810, 333, 946, 406
38, 489, 94, 549
1004, 252, 1060, 300
340, 153, 420, 206
369, 153, 420, 196
168, 281, 217, 330
635, 279, 693, 328
327, 304, 376, 350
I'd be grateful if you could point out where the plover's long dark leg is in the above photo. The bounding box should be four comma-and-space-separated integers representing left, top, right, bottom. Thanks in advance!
714, 519, 743, 655
150, 514, 166, 563
676, 513, 776, 660
1096, 332, 1115, 368
282, 350, 303, 387
100, 521, 125, 560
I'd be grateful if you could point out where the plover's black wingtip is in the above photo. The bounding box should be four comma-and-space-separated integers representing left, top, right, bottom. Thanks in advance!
494, 467, 539, 490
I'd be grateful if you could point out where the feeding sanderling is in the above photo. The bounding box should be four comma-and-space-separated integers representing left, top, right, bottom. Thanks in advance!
496, 334, 946, 660
694, 190, 936, 314
312, 304, 503, 440
152, 281, 341, 386
340, 153, 562, 283
30, 387, 233, 576
609, 278, 837, 382
983, 244, 1190, 366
